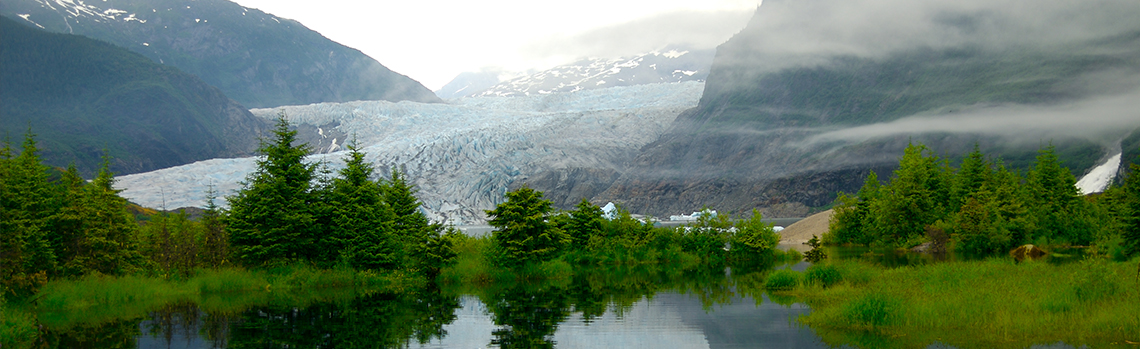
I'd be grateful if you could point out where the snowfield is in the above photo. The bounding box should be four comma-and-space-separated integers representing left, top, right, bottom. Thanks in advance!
116, 82, 705, 224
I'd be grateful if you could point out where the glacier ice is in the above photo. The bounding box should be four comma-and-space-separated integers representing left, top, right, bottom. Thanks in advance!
1076, 152, 1121, 195
116, 82, 704, 225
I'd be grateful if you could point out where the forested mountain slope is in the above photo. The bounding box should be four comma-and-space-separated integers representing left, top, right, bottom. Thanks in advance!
0, 16, 268, 176
1, 0, 440, 108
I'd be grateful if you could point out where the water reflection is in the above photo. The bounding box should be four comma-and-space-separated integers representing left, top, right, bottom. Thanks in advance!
81, 262, 827, 348
36, 250, 1093, 348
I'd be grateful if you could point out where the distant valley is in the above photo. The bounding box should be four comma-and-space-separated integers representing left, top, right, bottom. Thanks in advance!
4, 0, 1139, 223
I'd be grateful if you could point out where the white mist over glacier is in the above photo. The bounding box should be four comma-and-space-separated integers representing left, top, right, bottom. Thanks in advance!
116, 82, 704, 224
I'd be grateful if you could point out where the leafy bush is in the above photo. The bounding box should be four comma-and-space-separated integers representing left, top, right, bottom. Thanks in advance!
730, 209, 781, 259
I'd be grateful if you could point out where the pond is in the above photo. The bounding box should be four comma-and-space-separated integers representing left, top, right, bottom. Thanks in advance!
34, 247, 1098, 349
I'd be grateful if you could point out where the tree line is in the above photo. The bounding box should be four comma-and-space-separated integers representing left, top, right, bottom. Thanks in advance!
1, 115, 457, 297
484, 185, 784, 268
828, 143, 1140, 258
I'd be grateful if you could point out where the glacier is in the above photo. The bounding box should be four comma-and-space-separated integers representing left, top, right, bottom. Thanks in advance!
116, 82, 704, 225
1076, 152, 1122, 195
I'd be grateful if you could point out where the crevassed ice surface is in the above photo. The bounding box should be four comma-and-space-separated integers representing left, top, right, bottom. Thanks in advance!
116, 82, 704, 224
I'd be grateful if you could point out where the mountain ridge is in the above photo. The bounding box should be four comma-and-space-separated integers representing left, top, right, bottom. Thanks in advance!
1, 0, 440, 108
0, 15, 269, 176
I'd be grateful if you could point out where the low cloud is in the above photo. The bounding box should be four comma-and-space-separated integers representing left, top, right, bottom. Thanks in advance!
714, 0, 1140, 73
804, 88, 1140, 146
520, 9, 753, 62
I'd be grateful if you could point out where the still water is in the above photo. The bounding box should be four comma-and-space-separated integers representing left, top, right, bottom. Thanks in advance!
44, 261, 839, 349
41, 247, 1091, 348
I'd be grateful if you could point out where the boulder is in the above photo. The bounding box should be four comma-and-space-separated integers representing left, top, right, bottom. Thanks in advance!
1010, 244, 1047, 261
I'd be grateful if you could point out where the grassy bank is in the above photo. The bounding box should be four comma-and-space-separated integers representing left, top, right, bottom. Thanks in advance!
767, 258, 1140, 348
1, 265, 419, 348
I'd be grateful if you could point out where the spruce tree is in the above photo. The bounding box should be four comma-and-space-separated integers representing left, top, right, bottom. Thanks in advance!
50, 164, 88, 276
1026, 144, 1082, 243
328, 143, 398, 270
1, 132, 59, 286
875, 143, 946, 245
565, 198, 604, 248
952, 144, 991, 212
486, 185, 568, 266
382, 166, 437, 270
52, 156, 144, 276
1118, 162, 1140, 256
200, 186, 229, 268
226, 115, 319, 266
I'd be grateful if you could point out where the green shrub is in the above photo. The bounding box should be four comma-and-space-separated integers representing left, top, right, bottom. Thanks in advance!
764, 269, 801, 290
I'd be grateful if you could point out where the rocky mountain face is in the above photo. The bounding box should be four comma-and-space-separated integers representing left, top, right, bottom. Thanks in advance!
593, 3, 1140, 218
0, 15, 268, 176
450, 48, 714, 98
1, 0, 440, 108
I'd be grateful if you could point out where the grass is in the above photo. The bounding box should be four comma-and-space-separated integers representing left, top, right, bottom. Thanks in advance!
0, 299, 38, 348
10, 264, 416, 333
785, 258, 1140, 348
764, 269, 801, 290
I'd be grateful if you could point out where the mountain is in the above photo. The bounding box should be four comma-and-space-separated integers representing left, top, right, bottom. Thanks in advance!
435, 70, 511, 99
459, 48, 714, 98
0, 15, 268, 176
115, 82, 704, 224
591, 2, 1140, 218
1, 0, 440, 108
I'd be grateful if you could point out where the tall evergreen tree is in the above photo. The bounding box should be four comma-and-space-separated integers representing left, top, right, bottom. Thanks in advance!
200, 186, 229, 268
50, 164, 87, 276
1, 132, 59, 287
56, 156, 144, 276
226, 115, 319, 266
873, 143, 947, 245
1025, 144, 1083, 243
328, 143, 398, 270
565, 198, 604, 248
1118, 161, 1140, 256
382, 166, 433, 269
952, 144, 991, 211
486, 185, 568, 266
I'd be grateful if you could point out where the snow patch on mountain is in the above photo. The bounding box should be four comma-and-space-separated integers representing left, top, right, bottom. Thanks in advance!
33, 0, 143, 26
116, 82, 705, 224
467, 49, 714, 98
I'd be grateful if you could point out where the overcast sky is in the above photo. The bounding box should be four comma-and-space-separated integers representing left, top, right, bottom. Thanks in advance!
228, 0, 758, 91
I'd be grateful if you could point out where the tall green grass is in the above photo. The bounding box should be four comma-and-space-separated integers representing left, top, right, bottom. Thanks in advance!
0, 298, 38, 349
791, 258, 1140, 347
19, 265, 413, 330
